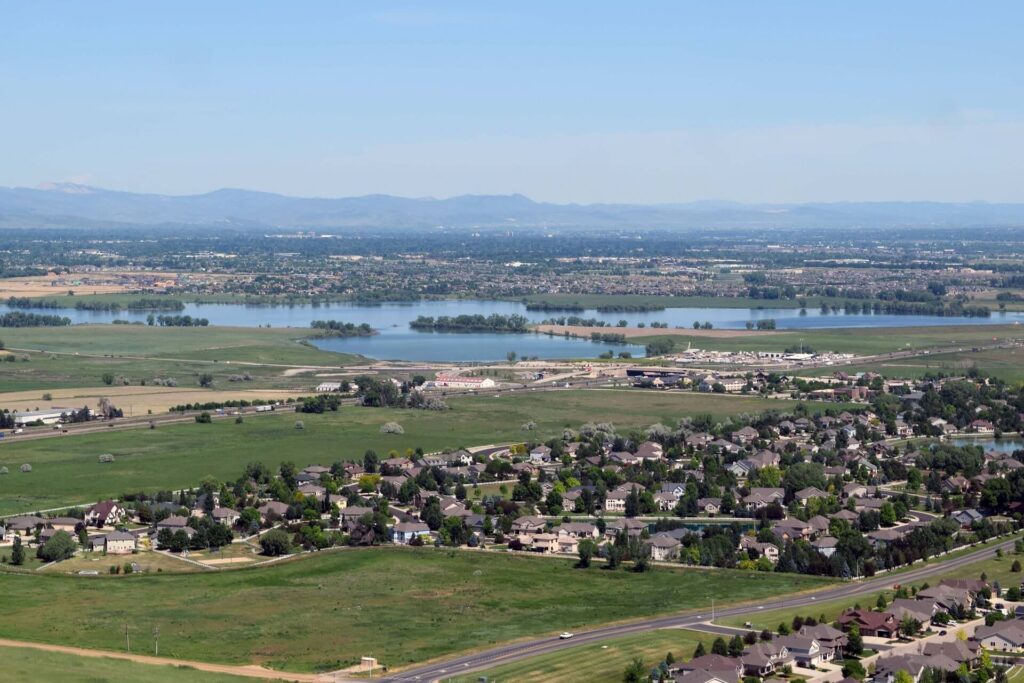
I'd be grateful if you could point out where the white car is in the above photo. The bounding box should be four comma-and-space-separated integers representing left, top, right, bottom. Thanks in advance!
559, 632, 574, 640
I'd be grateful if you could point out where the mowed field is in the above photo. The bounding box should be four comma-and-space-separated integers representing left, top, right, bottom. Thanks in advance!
451, 628, 715, 683
633, 324, 1024, 355
0, 325, 363, 392
0, 547, 834, 673
0, 389, 816, 514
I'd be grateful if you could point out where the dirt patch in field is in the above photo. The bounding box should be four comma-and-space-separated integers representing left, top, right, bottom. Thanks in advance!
0, 385, 299, 415
534, 324, 781, 339
198, 557, 256, 565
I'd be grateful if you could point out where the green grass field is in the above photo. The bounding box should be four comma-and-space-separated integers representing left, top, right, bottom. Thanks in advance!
633, 324, 1024, 355
0, 325, 363, 392
0, 547, 833, 673
0, 389, 815, 514
451, 628, 715, 683
0, 646, 256, 683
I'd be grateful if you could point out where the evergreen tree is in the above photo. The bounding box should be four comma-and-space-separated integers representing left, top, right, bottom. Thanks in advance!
11, 536, 24, 565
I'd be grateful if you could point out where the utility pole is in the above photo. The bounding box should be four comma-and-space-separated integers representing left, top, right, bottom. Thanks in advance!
153, 626, 160, 657
125, 623, 130, 652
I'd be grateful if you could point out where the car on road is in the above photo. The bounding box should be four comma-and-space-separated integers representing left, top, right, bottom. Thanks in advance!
559, 632, 574, 640
939, 630, 947, 636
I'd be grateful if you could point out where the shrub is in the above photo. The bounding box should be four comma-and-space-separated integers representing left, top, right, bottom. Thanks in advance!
294, 420, 305, 430
20, 463, 32, 473
194, 412, 212, 424
380, 422, 404, 434
98, 453, 115, 463
259, 528, 292, 556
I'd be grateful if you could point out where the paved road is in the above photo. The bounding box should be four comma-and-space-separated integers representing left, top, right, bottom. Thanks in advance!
383, 536, 1016, 682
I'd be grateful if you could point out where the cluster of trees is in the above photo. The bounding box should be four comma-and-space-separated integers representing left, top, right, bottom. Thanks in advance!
0, 311, 71, 327
296, 394, 342, 413
148, 314, 209, 326
309, 320, 373, 336
156, 516, 234, 552
409, 313, 529, 332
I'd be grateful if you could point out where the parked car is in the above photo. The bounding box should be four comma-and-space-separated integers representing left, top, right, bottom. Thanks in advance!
559, 632, 574, 640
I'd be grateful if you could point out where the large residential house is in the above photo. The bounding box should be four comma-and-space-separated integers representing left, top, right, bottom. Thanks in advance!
85, 501, 126, 527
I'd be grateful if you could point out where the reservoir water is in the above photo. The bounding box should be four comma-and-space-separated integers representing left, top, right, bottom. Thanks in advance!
4, 299, 1022, 362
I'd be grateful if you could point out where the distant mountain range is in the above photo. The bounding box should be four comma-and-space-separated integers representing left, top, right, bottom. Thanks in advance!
2, 183, 1024, 231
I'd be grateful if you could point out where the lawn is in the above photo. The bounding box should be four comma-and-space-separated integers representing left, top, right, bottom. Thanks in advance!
632, 324, 1024, 356
0, 324, 362, 391
0, 547, 834, 673
0, 645, 257, 683
450, 628, 715, 683
0, 389, 819, 515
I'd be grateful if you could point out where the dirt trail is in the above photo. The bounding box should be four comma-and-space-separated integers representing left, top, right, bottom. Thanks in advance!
0, 637, 346, 682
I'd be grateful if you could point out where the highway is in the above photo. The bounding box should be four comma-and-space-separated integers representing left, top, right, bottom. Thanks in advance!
383, 536, 1016, 682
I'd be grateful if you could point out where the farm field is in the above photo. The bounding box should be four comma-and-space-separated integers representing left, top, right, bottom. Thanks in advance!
632, 324, 1024, 355
0, 547, 834, 673
450, 628, 715, 683
0, 389, 837, 515
0, 645, 259, 683
0, 385, 303, 416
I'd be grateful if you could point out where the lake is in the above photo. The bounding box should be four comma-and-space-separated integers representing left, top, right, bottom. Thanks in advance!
4, 299, 1023, 362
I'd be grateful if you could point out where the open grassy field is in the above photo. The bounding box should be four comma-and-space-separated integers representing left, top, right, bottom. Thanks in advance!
795, 346, 1024, 383
0, 325, 364, 393
450, 628, 715, 683
0, 547, 834, 673
0, 645, 258, 683
633, 324, 1024, 355
0, 389, 819, 514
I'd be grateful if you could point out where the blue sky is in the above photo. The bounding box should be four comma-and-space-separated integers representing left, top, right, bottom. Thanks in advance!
2, 1, 1022, 203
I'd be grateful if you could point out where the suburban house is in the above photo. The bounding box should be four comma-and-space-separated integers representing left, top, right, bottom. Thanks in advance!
211, 507, 240, 527
775, 635, 823, 667
795, 487, 829, 505
797, 624, 846, 660
529, 445, 552, 463
510, 515, 546, 534
676, 655, 744, 682
100, 530, 136, 554
974, 620, 1024, 652
257, 501, 289, 521
392, 521, 431, 544
838, 609, 896, 638
698, 497, 722, 515
85, 501, 126, 527
740, 641, 791, 677
648, 534, 681, 561
556, 522, 599, 539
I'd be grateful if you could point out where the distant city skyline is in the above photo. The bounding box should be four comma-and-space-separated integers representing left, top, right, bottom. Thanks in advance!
3, 1, 1023, 203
